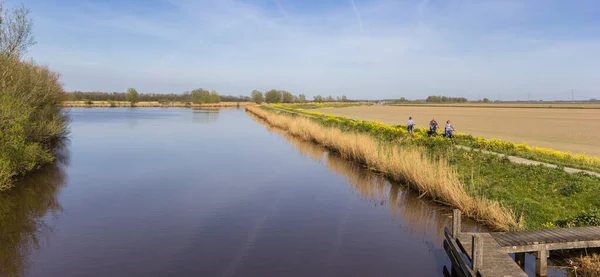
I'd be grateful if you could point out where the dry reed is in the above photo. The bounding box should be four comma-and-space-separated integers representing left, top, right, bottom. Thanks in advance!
62, 101, 254, 108
569, 254, 600, 277
247, 106, 518, 231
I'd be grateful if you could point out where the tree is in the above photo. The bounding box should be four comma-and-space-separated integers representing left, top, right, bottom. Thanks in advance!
0, 3, 36, 58
324, 95, 335, 102
313, 95, 323, 103
251, 90, 264, 104
126, 88, 139, 106
208, 90, 220, 103
298, 94, 307, 103
341, 95, 348, 102
265, 89, 282, 103
482, 98, 490, 103
281, 91, 294, 103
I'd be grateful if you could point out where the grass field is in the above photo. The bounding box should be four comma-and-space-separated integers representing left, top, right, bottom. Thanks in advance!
316, 105, 600, 157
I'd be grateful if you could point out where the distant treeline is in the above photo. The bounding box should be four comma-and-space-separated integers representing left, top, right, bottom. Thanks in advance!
250, 89, 350, 104
387, 96, 599, 103
425, 95, 468, 103
66, 91, 250, 103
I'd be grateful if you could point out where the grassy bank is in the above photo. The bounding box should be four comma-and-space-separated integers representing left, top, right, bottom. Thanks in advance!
62, 101, 253, 108
247, 106, 517, 231
272, 104, 600, 173
250, 106, 600, 230
278, 102, 371, 109
0, 56, 69, 191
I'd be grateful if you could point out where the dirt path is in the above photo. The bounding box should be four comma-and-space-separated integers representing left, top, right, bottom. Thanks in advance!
454, 145, 600, 178
267, 106, 600, 178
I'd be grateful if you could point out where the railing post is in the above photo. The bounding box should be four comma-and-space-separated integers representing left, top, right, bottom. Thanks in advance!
452, 209, 462, 238
472, 234, 483, 273
536, 250, 548, 276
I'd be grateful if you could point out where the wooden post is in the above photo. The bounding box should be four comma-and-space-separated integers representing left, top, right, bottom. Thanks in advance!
514, 252, 525, 268
536, 250, 548, 276
471, 234, 483, 273
452, 209, 462, 238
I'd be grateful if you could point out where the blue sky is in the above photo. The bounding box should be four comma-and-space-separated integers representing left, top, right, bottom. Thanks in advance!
9, 0, 600, 100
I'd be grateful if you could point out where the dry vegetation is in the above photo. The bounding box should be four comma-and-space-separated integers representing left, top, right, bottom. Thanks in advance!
246, 106, 517, 231
317, 105, 600, 157
62, 101, 254, 108
569, 254, 600, 277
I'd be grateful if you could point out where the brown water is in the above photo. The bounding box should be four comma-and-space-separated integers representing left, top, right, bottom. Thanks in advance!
0, 108, 558, 277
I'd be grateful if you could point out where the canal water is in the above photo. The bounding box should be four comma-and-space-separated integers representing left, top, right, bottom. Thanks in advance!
0, 108, 558, 277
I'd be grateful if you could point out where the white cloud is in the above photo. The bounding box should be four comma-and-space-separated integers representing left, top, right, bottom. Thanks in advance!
26, 0, 600, 100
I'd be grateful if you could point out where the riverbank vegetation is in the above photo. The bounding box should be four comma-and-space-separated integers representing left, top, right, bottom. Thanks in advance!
277, 102, 369, 109
0, 3, 69, 191
250, 89, 351, 104
272, 105, 600, 173
247, 106, 518, 231
66, 90, 250, 103
250, 105, 600, 230
62, 101, 253, 108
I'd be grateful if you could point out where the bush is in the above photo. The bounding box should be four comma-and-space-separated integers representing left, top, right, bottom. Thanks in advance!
556, 208, 600, 228
126, 88, 139, 106
0, 55, 68, 191
83, 99, 93, 105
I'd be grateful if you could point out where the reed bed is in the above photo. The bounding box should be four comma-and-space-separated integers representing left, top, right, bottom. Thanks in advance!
246, 106, 518, 231
62, 101, 254, 108
569, 254, 600, 277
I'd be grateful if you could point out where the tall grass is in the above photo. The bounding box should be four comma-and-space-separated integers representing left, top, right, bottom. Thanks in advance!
246, 106, 518, 231
0, 55, 68, 191
272, 104, 600, 173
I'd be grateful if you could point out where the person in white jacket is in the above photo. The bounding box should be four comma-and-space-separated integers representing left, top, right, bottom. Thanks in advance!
407, 117, 415, 134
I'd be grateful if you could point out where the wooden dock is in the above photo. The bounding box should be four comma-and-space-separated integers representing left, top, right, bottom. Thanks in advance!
444, 210, 600, 277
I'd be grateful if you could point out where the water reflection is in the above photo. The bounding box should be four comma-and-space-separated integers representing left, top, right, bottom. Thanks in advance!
191, 108, 220, 124
0, 147, 69, 277
251, 113, 484, 242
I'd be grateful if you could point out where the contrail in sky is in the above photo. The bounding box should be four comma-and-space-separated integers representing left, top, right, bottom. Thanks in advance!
349, 0, 364, 32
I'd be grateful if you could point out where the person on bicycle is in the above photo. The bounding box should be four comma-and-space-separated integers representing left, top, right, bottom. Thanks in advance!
407, 117, 415, 134
445, 120, 456, 138
429, 118, 438, 136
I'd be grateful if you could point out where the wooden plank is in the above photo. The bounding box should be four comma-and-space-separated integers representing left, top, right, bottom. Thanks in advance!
445, 228, 475, 277
501, 232, 530, 246
458, 233, 528, 277
490, 232, 514, 247
444, 240, 469, 277
502, 239, 600, 253
471, 235, 483, 273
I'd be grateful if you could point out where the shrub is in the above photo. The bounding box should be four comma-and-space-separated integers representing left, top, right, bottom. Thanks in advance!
560, 183, 583, 197
83, 99, 93, 105
556, 208, 600, 228
251, 90, 264, 104
126, 88, 139, 106
0, 55, 68, 191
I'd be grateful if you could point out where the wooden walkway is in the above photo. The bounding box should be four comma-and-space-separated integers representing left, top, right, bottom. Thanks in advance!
444, 210, 600, 277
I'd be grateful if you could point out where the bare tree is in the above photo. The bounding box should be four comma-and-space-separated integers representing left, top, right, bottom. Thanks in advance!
0, 3, 36, 58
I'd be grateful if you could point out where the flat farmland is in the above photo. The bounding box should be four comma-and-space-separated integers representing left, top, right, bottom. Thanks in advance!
316, 105, 600, 157
388, 103, 600, 109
